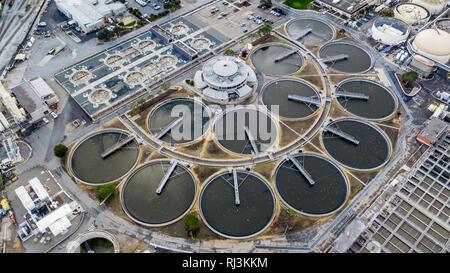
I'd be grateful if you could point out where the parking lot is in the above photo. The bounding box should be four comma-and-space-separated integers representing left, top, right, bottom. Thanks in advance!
126, 0, 169, 17
194, 0, 282, 38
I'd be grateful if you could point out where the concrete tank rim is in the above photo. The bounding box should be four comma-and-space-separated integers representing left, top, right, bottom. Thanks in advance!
260, 77, 322, 120
286, 17, 336, 45
198, 170, 277, 240
318, 41, 374, 74
250, 42, 304, 76
212, 105, 280, 156
320, 118, 393, 171
335, 78, 399, 121
146, 97, 212, 146
120, 159, 198, 227
65, 230, 120, 253
274, 152, 350, 217
68, 128, 140, 186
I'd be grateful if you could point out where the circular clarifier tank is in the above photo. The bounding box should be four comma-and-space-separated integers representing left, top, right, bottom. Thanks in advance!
66, 231, 119, 253
148, 98, 211, 144
70, 129, 140, 185
261, 79, 321, 119
319, 42, 372, 73
275, 153, 348, 216
322, 119, 391, 170
251, 44, 304, 76
286, 18, 334, 45
199, 171, 276, 239
121, 161, 196, 226
214, 107, 278, 155
336, 79, 397, 120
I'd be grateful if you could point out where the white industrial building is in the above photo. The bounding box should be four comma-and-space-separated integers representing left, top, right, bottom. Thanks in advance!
411, 0, 447, 15
371, 17, 410, 45
10, 81, 50, 124
29, 77, 59, 107
55, 0, 126, 33
0, 82, 27, 131
15, 186, 36, 212
194, 56, 257, 103
394, 3, 430, 25
35, 204, 73, 236
411, 28, 450, 64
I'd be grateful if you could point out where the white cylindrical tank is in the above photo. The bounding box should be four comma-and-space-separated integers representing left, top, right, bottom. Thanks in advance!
412, 28, 450, 63
394, 3, 431, 24
411, 0, 447, 15
371, 17, 410, 45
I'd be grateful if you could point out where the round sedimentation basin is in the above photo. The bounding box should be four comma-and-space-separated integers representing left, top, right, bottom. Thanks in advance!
148, 98, 211, 145
319, 42, 372, 73
261, 78, 321, 119
336, 79, 397, 120
286, 18, 334, 45
121, 161, 196, 226
199, 171, 276, 239
66, 231, 119, 253
275, 153, 348, 216
69, 129, 139, 185
322, 119, 391, 170
213, 107, 278, 155
251, 44, 304, 76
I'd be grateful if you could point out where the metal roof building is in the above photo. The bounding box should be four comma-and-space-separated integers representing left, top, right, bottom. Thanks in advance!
35, 204, 73, 235
15, 186, 35, 212
29, 177, 51, 202
55, 0, 126, 33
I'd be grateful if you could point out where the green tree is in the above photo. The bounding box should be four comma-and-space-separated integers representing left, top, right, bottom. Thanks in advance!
402, 71, 418, 84
184, 213, 199, 238
53, 144, 68, 158
98, 183, 116, 199
257, 23, 272, 37
339, 28, 346, 34
224, 49, 235, 56
380, 9, 394, 17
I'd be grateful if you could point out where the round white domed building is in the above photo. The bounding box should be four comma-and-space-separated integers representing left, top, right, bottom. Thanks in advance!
194, 56, 257, 103
412, 28, 450, 63
371, 17, 410, 45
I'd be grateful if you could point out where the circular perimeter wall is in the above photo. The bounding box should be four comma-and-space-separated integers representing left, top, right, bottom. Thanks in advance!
199, 171, 276, 239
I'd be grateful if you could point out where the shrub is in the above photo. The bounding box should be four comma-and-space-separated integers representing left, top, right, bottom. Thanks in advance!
98, 183, 116, 199
53, 144, 68, 158
184, 213, 199, 233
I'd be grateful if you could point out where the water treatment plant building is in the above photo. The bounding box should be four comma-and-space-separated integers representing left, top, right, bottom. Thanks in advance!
194, 56, 257, 103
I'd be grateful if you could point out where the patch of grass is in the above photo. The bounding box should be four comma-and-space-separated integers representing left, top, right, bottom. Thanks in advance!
283, 0, 313, 9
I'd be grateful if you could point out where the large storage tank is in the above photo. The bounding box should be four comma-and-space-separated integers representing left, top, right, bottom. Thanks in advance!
411, 0, 447, 15
412, 28, 450, 63
394, 3, 430, 24
371, 17, 410, 45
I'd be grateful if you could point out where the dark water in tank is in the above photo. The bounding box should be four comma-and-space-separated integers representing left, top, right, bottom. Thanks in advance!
148, 99, 210, 144
275, 154, 347, 215
287, 19, 334, 45
319, 43, 372, 73
122, 162, 196, 225
251, 45, 304, 76
200, 172, 275, 237
214, 108, 278, 155
322, 120, 390, 169
71, 131, 139, 184
336, 80, 396, 119
262, 79, 320, 119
